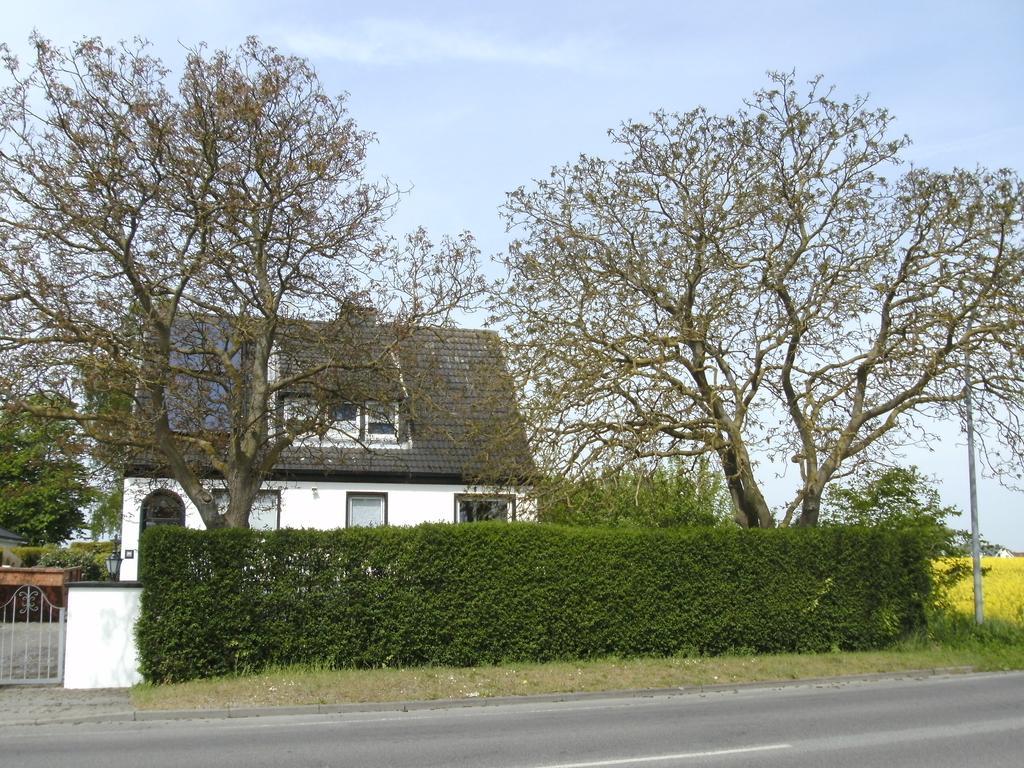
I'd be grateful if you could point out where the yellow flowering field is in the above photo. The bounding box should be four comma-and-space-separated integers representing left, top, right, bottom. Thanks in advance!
943, 557, 1024, 625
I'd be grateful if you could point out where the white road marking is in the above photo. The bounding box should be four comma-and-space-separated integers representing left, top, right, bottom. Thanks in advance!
530, 743, 792, 768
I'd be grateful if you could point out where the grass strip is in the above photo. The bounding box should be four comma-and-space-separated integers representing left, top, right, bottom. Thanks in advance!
130, 640, 1023, 712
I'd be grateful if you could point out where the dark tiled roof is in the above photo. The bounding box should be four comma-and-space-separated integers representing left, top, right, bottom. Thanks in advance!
272, 326, 533, 482
130, 324, 532, 484
274, 315, 407, 404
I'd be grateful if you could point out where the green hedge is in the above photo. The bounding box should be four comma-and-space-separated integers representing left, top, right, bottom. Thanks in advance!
137, 524, 931, 683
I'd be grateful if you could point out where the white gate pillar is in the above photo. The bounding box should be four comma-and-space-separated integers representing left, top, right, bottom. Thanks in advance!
64, 582, 143, 689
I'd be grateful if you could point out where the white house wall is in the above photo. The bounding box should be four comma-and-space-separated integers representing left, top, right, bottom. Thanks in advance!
119, 476, 528, 581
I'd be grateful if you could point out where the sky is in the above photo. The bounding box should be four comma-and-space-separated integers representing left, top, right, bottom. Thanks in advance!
4, 1, 1023, 548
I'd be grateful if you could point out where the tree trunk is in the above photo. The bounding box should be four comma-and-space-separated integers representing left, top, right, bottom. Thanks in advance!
197, 498, 228, 529
221, 469, 258, 529
718, 446, 775, 528
796, 492, 820, 527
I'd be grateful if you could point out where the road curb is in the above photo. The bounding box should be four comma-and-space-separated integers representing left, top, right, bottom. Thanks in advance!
0, 665, 978, 727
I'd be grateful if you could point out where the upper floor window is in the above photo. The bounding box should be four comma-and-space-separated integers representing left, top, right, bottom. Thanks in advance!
327, 400, 400, 442
167, 319, 238, 433
285, 397, 403, 445
364, 402, 398, 439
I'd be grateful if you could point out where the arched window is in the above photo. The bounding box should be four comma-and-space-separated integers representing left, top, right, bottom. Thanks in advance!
140, 489, 186, 533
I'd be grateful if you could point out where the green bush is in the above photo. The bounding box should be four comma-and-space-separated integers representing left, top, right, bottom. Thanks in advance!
67, 540, 116, 556
10, 545, 49, 566
10, 540, 116, 573
37, 541, 115, 580
538, 458, 733, 528
924, 609, 1024, 648
137, 524, 932, 683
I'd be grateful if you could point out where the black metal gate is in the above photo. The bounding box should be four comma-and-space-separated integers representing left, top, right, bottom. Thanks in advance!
0, 585, 66, 685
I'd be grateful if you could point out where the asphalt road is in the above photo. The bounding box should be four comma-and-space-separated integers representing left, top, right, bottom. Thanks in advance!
4, 672, 1023, 767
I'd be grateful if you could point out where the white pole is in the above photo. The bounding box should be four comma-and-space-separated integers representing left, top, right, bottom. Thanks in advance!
964, 352, 984, 624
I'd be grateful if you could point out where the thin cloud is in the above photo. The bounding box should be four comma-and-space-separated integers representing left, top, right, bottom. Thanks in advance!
909, 124, 1024, 165
282, 18, 593, 69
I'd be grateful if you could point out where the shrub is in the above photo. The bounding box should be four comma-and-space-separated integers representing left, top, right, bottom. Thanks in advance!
9, 541, 116, 573
10, 545, 49, 566
538, 457, 733, 528
925, 610, 1024, 648
137, 524, 932, 683
37, 543, 112, 580
67, 540, 116, 556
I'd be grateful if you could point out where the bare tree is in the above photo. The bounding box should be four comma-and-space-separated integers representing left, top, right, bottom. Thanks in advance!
492, 72, 1024, 528
0, 36, 482, 528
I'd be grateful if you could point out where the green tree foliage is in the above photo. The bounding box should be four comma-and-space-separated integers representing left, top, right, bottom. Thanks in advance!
821, 466, 958, 532
823, 466, 1016, 560
0, 407, 95, 544
821, 465, 968, 607
539, 458, 732, 527
88, 478, 123, 540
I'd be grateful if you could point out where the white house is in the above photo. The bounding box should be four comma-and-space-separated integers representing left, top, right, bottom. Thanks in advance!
117, 326, 533, 581
0, 525, 27, 566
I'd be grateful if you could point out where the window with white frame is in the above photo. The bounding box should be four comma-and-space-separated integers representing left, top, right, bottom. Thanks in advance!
284, 398, 401, 444
333, 401, 398, 442
213, 489, 281, 530
364, 402, 398, 439
455, 494, 515, 523
347, 492, 387, 527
